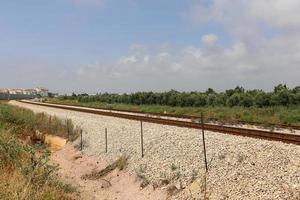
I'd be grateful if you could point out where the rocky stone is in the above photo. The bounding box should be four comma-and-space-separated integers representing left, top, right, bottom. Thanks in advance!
11, 100, 300, 200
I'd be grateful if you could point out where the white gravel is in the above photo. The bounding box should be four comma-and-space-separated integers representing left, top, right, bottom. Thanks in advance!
10, 100, 300, 200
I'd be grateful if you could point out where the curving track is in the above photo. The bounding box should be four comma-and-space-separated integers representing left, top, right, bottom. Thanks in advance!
19, 100, 300, 145
38, 100, 300, 131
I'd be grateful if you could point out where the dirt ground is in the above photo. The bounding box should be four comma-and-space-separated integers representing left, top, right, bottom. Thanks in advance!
51, 144, 168, 200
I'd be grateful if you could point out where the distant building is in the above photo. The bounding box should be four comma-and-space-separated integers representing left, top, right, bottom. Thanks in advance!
24, 89, 37, 95
0, 89, 8, 94
35, 87, 49, 97
0, 87, 50, 98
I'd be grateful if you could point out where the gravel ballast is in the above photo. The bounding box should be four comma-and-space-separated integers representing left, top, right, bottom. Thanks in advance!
10, 101, 300, 200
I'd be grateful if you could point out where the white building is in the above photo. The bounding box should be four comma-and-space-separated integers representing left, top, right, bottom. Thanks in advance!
0, 89, 8, 94
34, 87, 49, 97
0, 87, 49, 97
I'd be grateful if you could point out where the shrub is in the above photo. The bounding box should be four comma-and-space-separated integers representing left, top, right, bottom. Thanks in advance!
0, 103, 79, 140
0, 128, 76, 200
226, 94, 240, 107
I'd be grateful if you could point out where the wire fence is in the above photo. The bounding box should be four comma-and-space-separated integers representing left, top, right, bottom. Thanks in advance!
77, 113, 209, 172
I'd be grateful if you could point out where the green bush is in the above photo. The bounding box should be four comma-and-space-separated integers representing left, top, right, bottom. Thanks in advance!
0, 103, 78, 200
56, 84, 300, 108
47, 96, 300, 126
0, 103, 79, 140
0, 127, 76, 200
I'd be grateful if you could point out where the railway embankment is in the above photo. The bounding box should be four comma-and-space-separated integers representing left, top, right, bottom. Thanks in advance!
10, 100, 300, 200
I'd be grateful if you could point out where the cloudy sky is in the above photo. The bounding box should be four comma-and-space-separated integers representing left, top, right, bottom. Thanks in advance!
0, 0, 299, 93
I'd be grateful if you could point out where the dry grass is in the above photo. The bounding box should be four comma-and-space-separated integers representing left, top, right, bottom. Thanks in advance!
0, 127, 77, 200
0, 167, 76, 200
135, 165, 150, 188
0, 102, 80, 200
81, 155, 128, 180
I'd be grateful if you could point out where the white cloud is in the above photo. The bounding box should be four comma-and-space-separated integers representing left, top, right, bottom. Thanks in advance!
248, 0, 300, 30
186, 0, 300, 40
224, 43, 247, 59
201, 34, 218, 46
6, 35, 298, 94
170, 63, 183, 72
143, 55, 150, 63
119, 55, 137, 64
73, 34, 300, 92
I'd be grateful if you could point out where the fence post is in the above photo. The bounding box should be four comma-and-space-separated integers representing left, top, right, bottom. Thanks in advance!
80, 129, 83, 151
105, 128, 108, 153
201, 113, 208, 172
140, 121, 144, 158
66, 119, 70, 142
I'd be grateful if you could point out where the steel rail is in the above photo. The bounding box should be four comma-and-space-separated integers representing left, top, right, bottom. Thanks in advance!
41, 101, 300, 130
19, 100, 300, 145
235, 120, 300, 130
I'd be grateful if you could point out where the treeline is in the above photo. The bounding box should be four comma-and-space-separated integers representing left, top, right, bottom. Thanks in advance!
60, 84, 300, 107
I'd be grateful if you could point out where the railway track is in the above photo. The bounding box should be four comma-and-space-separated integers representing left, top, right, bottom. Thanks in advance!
235, 120, 300, 130
40, 101, 300, 131
19, 100, 300, 145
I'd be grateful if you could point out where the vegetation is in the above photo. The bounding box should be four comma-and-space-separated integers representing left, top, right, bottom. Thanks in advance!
59, 84, 300, 107
82, 156, 128, 180
0, 102, 78, 199
0, 103, 79, 141
47, 84, 300, 125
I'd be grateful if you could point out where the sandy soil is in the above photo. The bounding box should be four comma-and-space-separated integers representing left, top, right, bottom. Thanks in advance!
51, 144, 167, 200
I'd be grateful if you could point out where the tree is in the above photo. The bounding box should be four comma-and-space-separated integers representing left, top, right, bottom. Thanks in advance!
185, 93, 197, 107
255, 92, 271, 107
225, 89, 235, 97
277, 90, 290, 106
289, 93, 300, 105
240, 93, 254, 107
78, 93, 89, 97
292, 86, 300, 94
207, 94, 218, 106
274, 84, 288, 94
71, 92, 77, 97
194, 94, 207, 106
226, 93, 240, 107
57, 84, 300, 107
216, 93, 227, 106
206, 88, 215, 94
233, 86, 245, 93
168, 94, 177, 106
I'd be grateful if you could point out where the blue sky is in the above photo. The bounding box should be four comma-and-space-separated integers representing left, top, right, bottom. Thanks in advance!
0, 0, 227, 59
0, 0, 299, 93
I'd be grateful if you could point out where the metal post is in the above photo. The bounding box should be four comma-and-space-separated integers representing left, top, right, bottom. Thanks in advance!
201, 113, 208, 172
80, 129, 83, 151
105, 128, 108, 153
140, 121, 144, 158
49, 116, 52, 132
66, 119, 70, 142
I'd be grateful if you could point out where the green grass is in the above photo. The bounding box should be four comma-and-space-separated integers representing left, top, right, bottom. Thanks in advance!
0, 125, 77, 200
0, 102, 79, 199
46, 98, 300, 126
0, 103, 79, 141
